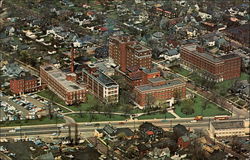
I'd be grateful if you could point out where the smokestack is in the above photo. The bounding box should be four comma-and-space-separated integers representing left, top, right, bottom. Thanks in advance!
71, 48, 75, 73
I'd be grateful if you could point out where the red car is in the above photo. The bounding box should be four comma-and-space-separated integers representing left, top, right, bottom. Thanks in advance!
119, 122, 125, 125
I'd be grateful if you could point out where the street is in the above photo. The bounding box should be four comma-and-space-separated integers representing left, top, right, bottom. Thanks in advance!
0, 117, 246, 138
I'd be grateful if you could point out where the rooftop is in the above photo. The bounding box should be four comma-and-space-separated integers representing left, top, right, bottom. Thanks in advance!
142, 68, 159, 74
211, 120, 245, 130
148, 77, 166, 83
182, 44, 222, 63
128, 43, 151, 53
41, 65, 85, 92
136, 79, 185, 92
82, 68, 118, 88
15, 75, 37, 81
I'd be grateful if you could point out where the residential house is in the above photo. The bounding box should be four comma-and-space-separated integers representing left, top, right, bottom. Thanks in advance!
94, 124, 134, 141
139, 122, 164, 141
173, 124, 188, 140
177, 133, 197, 148
148, 147, 170, 160
1, 63, 26, 77
159, 49, 180, 61
198, 11, 212, 20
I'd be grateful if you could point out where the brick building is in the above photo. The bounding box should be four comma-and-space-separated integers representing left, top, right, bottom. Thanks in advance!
10, 76, 40, 94
82, 64, 119, 103
123, 67, 161, 90
134, 77, 186, 107
180, 44, 241, 82
109, 36, 152, 72
40, 65, 87, 105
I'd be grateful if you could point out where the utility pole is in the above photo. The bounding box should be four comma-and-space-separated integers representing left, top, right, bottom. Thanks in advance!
74, 123, 78, 145
68, 125, 71, 141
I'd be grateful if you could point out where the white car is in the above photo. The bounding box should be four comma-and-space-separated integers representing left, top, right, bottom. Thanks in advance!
84, 123, 92, 126
9, 129, 16, 133
51, 132, 57, 136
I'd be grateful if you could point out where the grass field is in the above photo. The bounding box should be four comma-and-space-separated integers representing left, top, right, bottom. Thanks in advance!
68, 113, 128, 122
138, 112, 175, 120
0, 117, 65, 127
175, 95, 230, 118
37, 89, 66, 106
171, 66, 191, 77
37, 90, 97, 112
214, 73, 250, 96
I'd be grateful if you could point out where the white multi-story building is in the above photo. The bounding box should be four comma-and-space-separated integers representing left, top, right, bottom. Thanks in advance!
82, 64, 119, 103
210, 120, 248, 138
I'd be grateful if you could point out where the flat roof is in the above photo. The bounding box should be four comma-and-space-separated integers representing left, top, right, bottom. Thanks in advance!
182, 44, 222, 63
211, 120, 244, 130
148, 77, 166, 83
136, 79, 185, 92
82, 69, 118, 88
128, 43, 151, 53
15, 75, 37, 81
41, 65, 85, 92
142, 68, 159, 74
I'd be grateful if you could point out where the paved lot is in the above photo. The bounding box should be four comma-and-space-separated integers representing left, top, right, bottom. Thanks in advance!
23, 96, 45, 108
0, 96, 29, 117
0, 109, 6, 120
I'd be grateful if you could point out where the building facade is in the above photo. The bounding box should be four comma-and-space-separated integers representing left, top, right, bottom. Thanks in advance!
82, 64, 119, 103
210, 120, 246, 137
109, 36, 152, 72
10, 76, 40, 94
134, 78, 186, 106
40, 65, 87, 105
181, 44, 241, 82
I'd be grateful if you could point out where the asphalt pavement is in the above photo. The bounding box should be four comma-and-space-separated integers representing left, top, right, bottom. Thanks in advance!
0, 96, 29, 117
0, 117, 246, 138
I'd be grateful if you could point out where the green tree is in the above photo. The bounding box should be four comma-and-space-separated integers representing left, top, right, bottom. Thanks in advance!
181, 99, 194, 115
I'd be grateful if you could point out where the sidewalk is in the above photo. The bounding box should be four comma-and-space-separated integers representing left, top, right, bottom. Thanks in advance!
168, 110, 181, 119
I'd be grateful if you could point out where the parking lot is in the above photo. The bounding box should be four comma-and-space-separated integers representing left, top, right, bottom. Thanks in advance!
0, 93, 52, 123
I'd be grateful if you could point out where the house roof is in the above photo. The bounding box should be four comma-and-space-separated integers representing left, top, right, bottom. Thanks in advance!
173, 124, 188, 138
146, 131, 154, 135
117, 128, 134, 137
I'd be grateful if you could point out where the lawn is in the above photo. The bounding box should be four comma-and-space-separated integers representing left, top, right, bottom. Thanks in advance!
138, 112, 175, 120
67, 94, 97, 111
68, 113, 128, 122
175, 95, 230, 118
37, 89, 66, 106
0, 117, 65, 127
170, 66, 191, 77
37, 90, 97, 112
214, 72, 250, 96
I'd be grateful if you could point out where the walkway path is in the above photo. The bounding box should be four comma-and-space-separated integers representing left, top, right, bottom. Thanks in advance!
168, 110, 181, 119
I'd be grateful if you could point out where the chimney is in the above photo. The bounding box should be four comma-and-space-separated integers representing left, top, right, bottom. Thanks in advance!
71, 48, 75, 73
196, 46, 205, 53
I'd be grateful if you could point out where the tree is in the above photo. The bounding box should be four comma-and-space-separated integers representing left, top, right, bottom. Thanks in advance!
145, 94, 156, 113
173, 90, 182, 105
201, 99, 209, 116
181, 99, 195, 115
231, 136, 242, 152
